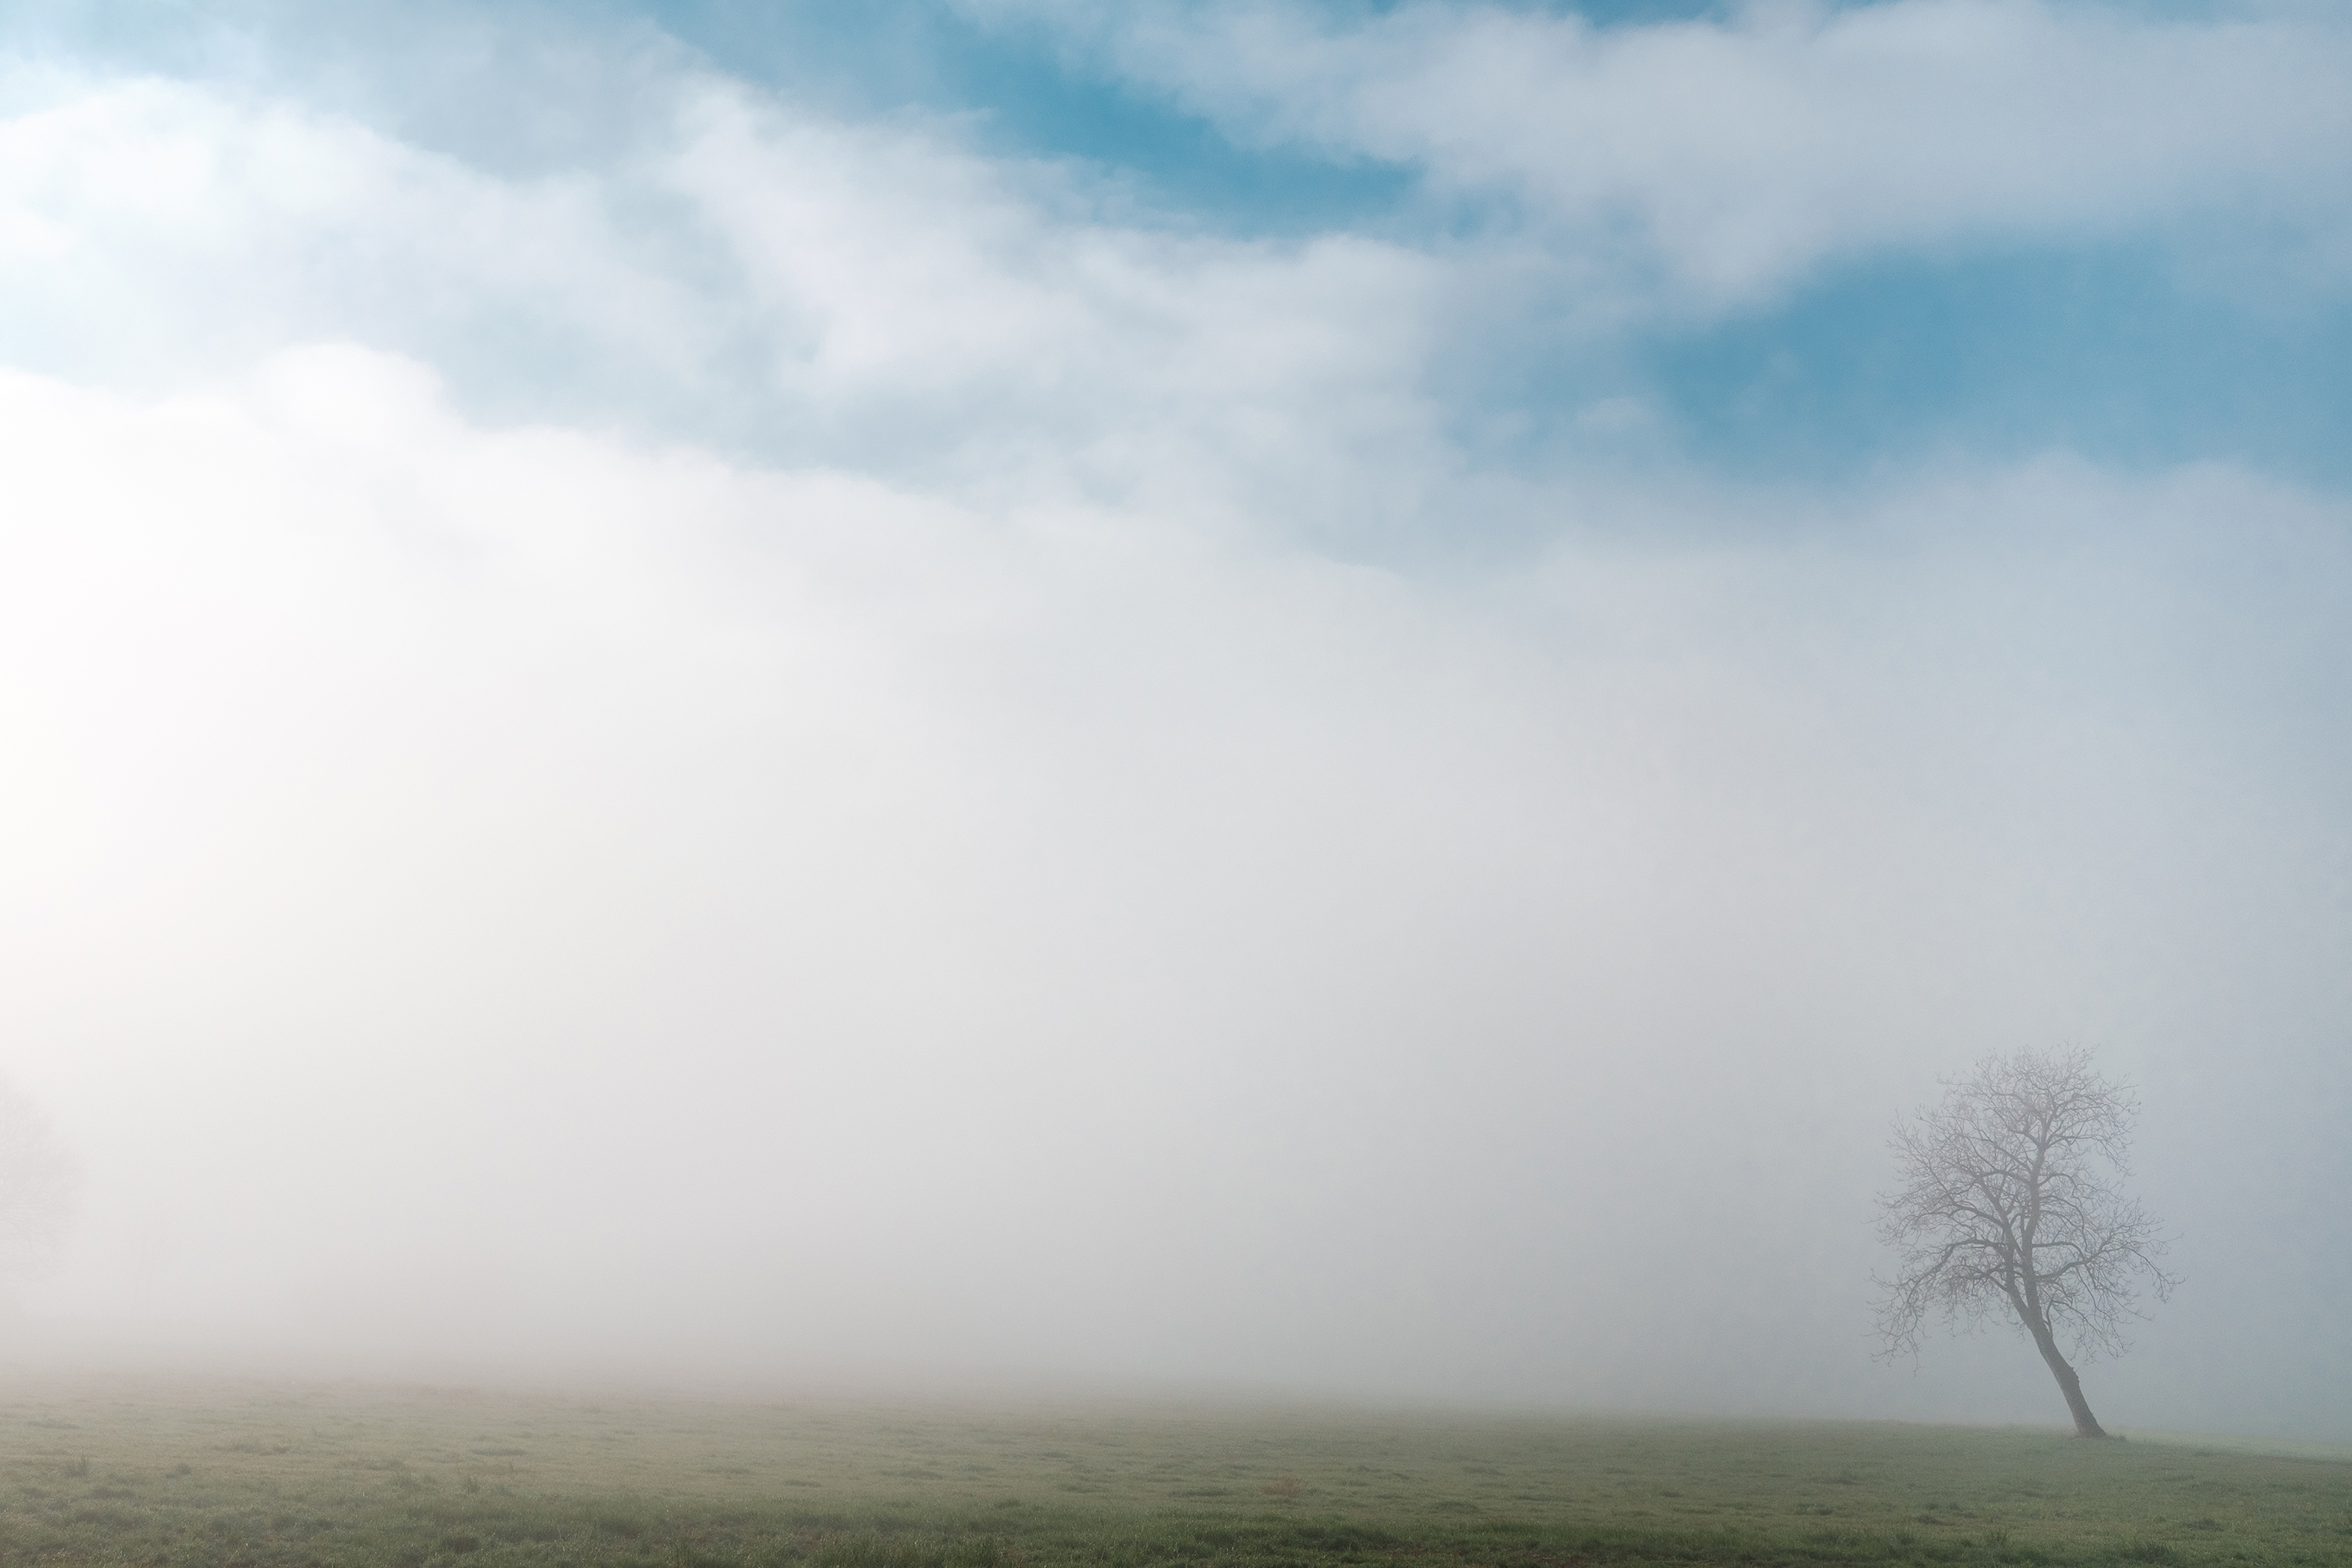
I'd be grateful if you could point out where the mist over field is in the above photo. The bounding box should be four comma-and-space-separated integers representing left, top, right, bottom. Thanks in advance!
2, 0, 2348, 1446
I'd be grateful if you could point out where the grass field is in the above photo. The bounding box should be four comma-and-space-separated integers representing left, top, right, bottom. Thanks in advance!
3, 1377, 2348, 1568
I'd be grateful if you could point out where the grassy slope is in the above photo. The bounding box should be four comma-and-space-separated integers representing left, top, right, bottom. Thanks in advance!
2, 1378, 2347, 1567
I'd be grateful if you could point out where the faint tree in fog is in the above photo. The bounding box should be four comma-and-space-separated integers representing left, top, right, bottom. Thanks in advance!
1874, 1046, 2175, 1439
0, 1072, 78, 1290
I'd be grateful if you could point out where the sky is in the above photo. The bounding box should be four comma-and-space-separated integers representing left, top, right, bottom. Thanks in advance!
0, 0, 2348, 1441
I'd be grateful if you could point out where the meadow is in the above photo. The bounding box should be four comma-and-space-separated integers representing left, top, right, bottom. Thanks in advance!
3, 1377, 2347, 1568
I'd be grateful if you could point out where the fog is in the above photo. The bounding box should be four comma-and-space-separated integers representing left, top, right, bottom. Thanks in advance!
2, 2, 2348, 1442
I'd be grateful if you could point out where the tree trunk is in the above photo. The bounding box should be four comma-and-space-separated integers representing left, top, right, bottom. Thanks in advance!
2027, 1322, 2111, 1438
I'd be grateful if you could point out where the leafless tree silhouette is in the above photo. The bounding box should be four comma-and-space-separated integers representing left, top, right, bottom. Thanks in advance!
1875, 1046, 2175, 1438
0, 1072, 78, 1290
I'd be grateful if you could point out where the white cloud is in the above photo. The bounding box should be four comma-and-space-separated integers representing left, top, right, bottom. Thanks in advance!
0, 66, 1448, 538
3, 342, 2347, 1424
0, 27, 2346, 1434
983, 0, 2352, 307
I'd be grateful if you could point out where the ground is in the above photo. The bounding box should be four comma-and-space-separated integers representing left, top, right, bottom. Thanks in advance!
2, 1377, 2347, 1566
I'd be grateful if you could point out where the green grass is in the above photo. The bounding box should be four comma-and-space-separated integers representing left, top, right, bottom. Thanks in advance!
2, 1377, 2347, 1567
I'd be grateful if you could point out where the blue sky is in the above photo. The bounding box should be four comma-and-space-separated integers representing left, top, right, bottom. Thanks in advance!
16, 0, 2348, 488
2, 0, 2349, 1436
629, 0, 2352, 485
1653, 241, 2352, 481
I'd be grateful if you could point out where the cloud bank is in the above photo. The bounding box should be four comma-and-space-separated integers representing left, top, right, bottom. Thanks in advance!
0, 2, 2347, 1440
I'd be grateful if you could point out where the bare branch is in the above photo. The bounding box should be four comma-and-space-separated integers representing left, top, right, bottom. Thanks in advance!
1871, 1046, 2176, 1438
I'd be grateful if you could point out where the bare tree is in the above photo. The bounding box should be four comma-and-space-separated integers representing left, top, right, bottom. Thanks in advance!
0, 1072, 78, 1291
1874, 1046, 2175, 1439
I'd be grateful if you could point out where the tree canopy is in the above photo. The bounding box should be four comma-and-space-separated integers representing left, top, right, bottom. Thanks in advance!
1875, 1046, 2175, 1438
